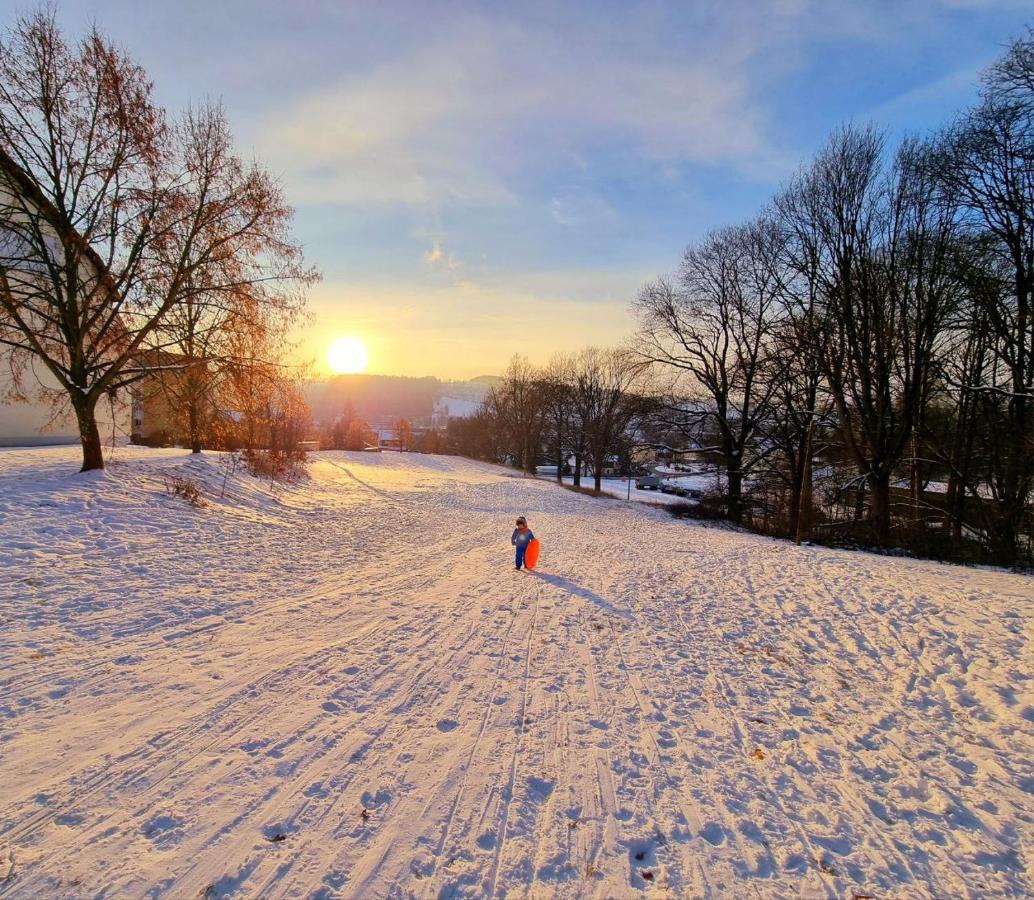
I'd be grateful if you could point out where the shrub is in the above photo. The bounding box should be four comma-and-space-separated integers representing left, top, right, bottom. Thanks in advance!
666, 493, 727, 521
242, 447, 308, 483
164, 474, 206, 508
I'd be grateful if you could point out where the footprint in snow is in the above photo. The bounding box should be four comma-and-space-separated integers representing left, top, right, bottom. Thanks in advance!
323, 870, 347, 889
361, 788, 392, 807
262, 823, 296, 843
436, 718, 459, 732
526, 776, 554, 800
142, 813, 185, 849
700, 822, 726, 846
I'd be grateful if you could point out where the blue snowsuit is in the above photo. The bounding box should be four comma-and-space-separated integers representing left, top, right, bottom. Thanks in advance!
512, 526, 535, 569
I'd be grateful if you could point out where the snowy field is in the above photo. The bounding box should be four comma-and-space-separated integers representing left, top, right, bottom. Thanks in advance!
550, 473, 714, 507
1, 446, 1032, 898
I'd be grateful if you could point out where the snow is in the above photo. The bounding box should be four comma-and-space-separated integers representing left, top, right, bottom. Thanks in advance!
1, 445, 1032, 898
435, 395, 482, 419
549, 470, 718, 506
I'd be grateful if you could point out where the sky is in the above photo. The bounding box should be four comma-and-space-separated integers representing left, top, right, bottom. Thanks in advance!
5, 0, 1031, 379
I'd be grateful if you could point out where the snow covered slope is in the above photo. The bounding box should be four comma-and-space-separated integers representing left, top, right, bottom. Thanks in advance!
0, 447, 1031, 898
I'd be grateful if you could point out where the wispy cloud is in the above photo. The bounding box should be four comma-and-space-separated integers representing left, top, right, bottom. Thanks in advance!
422, 240, 461, 271
865, 64, 985, 122
249, 0, 1027, 212
550, 188, 619, 228
257, 13, 770, 208
188, 0, 1032, 376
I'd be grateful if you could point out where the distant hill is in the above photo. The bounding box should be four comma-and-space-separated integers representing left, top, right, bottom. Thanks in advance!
304, 374, 494, 427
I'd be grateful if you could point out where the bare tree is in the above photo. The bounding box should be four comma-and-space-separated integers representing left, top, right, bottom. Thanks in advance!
541, 352, 576, 483
626, 33, 1031, 564
769, 164, 840, 541
755, 310, 832, 541
492, 354, 545, 473
448, 404, 503, 462
634, 218, 782, 523
212, 321, 307, 455
985, 27, 1034, 111
936, 35, 1034, 563
142, 106, 311, 454
0, 11, 315, 470
925, 249, 998, 551
777, 127, 960, 544
570, 347, 644, 493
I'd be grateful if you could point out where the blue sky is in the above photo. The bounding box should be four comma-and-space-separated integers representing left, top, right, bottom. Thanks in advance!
9, 0, 1031, 377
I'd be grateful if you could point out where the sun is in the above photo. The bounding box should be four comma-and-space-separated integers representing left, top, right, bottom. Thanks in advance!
327, 336, 369, 374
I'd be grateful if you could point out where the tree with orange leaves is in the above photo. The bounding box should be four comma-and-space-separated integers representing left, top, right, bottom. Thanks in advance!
0, 10, 317, 470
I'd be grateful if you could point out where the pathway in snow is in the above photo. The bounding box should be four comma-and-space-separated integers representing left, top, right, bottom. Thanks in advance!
0, 447, 1031, 898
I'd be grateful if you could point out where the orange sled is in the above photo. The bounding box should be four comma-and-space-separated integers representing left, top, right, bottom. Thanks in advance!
524, 537, 540, 569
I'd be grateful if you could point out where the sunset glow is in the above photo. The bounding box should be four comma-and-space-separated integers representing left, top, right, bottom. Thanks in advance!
326, 336, 369, 374
2, 3, 1032, 898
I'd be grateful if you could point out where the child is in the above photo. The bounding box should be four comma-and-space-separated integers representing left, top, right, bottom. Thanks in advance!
511, 516, 535, 570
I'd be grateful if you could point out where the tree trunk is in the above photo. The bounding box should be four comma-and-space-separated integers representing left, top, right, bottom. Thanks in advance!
573, 450, 582, 487
797, 458, 813, 542
788, 476, 801, 539
74, 397, 104, 472
992, 509, 1020, 567
188, 397, 202, 454
727, 463, 743, 525
946, 397, 974, 551
946, 474, 963, 548
908, 433, 920, 530
869, 470, 892, 546
555, 441, 563, 484
853, 482, 866, 524
793, 422, 814, 544
594, 464, 603, 493
996, 377, 1032, 566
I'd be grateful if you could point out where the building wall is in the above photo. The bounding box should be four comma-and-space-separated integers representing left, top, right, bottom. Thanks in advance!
1, 161, 130, 447
0, 370, 128, 447
130, 377, 184, 445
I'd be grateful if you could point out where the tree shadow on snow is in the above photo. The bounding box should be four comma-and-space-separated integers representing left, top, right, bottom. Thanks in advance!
533, 571, 630, 621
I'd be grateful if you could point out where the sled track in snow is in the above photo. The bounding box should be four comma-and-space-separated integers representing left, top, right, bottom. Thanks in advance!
0, 448, 1030, 898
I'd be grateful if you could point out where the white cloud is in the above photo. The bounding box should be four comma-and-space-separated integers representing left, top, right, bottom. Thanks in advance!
256, 14, 771, 208
244, 0, 1026, 213
422, 240, 461, 271
866, 64, 985, 121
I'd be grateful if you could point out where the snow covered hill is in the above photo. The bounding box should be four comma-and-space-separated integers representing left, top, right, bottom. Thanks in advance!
0, 446, 1031, 898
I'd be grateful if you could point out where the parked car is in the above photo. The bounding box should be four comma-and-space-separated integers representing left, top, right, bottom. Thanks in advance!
660, 482, 677, 495
635, 475, 662, 490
